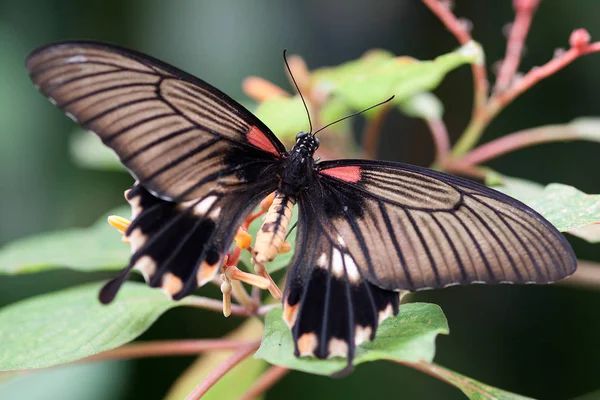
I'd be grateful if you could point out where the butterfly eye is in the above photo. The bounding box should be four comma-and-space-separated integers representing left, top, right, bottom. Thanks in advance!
296, 132, 308, 141
314, 137, 320, 149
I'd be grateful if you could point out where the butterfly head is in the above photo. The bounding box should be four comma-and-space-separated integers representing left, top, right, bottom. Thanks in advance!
293, 131, 319, 156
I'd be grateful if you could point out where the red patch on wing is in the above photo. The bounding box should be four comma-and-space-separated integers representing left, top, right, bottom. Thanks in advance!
246, 125, 280, 157
320, 166, 361, 182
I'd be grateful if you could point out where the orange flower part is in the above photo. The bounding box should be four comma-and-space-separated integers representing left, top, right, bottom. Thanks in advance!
279, 241, 291, 254
260, 192, 276, 213
225, 265, 270, 290
234, 228, 253, 249
242, 76, 289, 102
107, 215, 131, 244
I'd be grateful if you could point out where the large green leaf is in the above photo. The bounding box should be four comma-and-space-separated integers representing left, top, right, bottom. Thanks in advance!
238, 206, 298, 274
255, 303, 448, 376
0, 282, 181, 371
0, 206, 130, 274
489, 176, 600, 243
327, 43, 478, 111
427, 363, 535, 400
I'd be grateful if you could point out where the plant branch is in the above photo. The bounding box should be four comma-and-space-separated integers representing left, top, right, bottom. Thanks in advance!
421, 0, 489, 114
239, 366, 290, 400
185, 341, 261, 400
82, 339, 250, 363
425, 118, 451, 164
459, 120, 597, 166
452, 30, 600, 157
392, 360, 493, 398
183, 295, 252, 317
559, 260, 600, 290
494, 0, 539, 93
362, 104, 392, 159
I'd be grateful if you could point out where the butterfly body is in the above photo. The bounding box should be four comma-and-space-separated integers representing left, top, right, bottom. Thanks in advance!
26, 41, 577, 370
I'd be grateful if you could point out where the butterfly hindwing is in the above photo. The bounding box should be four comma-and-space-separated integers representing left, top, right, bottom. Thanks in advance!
283, 201, 400, 365
25, 41, 285, 201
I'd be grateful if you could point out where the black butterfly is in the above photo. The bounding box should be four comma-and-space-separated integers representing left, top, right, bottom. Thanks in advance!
26, 41, 577, 368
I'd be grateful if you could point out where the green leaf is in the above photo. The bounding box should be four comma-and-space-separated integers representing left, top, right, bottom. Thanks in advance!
254, 96, 308, 140
329, 43, 477, 111
485, 174, 545, 204
489, 176, 600, 242
0, 362, 130, 400
69, 129, 124, 172
429, 363, 535, 400
165, 319, 266, 400
0, 282, 181, 370
0, 206, 130, 274
312, 49, 394, 91
398, 92, 444, 120
238, 205, 298, 274
255, 302, 448, 376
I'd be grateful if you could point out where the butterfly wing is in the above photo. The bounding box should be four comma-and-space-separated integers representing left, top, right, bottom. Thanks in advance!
26, 41, 285, 301
284, 159, 576, 366
26, 41, 285, 201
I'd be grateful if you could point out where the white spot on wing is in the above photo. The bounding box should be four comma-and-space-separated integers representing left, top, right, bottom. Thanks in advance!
378, 303, 394, 324
355, 326, 372, 346
317, 253, 328, 269
332, 249, 344, 278
337, 235, 346, 247
67, 55, 88, 63
343, 254, 360, 283
127, 227, 147, 253
65, 112, 78, 122
134, 255, 156, 282
179, 196, 217, 215
328, 338, 348, 358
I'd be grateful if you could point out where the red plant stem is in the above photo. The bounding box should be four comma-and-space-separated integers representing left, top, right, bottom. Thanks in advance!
239, 366, 290, 400
185, 341, 261, 400
82, 339, 251, 363
453, 39, 600, 157
421, 0, 489, 113
183, 295, 252, 317
362, 104, 392, 159
425, 118, 451, 163
494, 0, 539, 93
459, 122, 585, 166
559, 260, 600, 290
488, 41, 600, 121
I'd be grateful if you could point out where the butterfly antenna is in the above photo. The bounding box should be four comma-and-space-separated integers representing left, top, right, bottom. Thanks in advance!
313, 95, 395, 136
283, 49, 313, 134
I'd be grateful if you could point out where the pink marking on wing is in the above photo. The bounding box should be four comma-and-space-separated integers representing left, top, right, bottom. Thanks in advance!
246, 125, 280, 157
321, 166, 361, 182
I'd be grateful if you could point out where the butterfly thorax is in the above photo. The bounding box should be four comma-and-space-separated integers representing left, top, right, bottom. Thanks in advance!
279, 132, 319, 197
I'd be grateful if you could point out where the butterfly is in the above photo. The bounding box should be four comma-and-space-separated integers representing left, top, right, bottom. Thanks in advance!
26, 41, 577, 370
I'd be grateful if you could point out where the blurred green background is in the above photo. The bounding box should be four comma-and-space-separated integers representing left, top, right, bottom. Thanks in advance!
1, 0, 600, 399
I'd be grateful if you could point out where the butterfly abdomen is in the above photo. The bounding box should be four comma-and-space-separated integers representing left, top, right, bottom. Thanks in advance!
254, 192, 296, 264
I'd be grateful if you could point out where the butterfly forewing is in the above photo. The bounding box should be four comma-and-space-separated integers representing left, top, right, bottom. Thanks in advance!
315, 159, 577, 291
25, 41, 285, 201
26, 41, 286, 302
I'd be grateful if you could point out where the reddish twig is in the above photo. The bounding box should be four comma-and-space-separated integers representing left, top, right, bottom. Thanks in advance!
425, 119, 451, 164
362, 104, 393, 159
459, 121, 592, 166
494, 0, 540, 93
559, 260, 600, 290
421, 0, 489, 113
185, 341, 261, 400
82, 339, 251, 363
453, 29, 600, 156
488, 33, 600, 122
239, 366, 290, 400
183, 295, 253, 317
